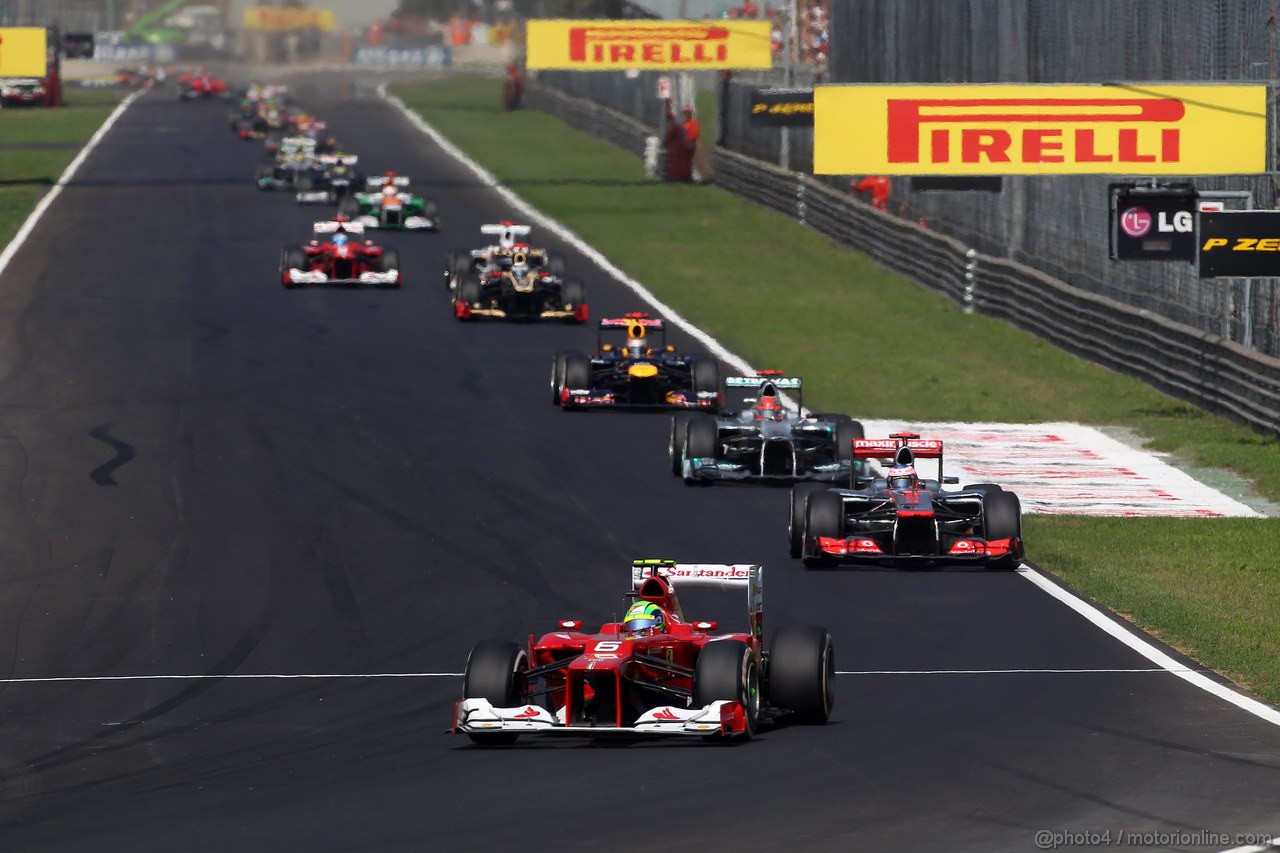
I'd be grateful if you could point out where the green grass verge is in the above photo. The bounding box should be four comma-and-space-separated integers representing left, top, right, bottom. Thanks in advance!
393, 74, 1280, 704
0, 88, 126, 248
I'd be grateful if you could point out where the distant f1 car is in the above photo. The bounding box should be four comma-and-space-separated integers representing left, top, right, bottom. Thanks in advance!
177, 70, 228, 100
296, 153, 363, 205
672, 372, 865, 485
452, 245, 586, 322
278, 218, 401, 288
790, 433, 1024, 569
550, 314, 720, 410
453, 559, 834, 743
255, 135, 316, 190
339, 173, 439, 230
445, 222, 565, 291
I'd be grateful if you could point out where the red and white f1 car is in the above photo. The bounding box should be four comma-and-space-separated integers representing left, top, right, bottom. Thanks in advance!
278, 218, 401, 288
453, 560, 834, 744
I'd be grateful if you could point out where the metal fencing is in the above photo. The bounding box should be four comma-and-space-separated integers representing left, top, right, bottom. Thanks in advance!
534, 0, 1280, 362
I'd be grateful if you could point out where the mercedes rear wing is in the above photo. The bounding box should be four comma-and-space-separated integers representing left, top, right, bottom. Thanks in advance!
317, 153, 358, 166
723, 371, 801, 411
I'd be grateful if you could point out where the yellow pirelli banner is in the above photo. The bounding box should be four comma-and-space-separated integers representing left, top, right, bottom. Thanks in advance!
526, 20, 772, 71
0, 27, 48, 77
814, 84, 1267, 175
243, 8, 336, 33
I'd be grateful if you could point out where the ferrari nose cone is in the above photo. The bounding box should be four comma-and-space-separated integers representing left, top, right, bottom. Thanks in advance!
628, 363, 658, 379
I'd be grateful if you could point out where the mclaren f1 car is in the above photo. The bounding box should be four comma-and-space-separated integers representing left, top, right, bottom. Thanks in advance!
278, 218, 401, 288
550, 314, 720, 410
453, 559, 834, 743
790, 433, 1024, 569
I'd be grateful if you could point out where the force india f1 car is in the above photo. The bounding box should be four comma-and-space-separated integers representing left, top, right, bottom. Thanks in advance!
671, 372, 866, 485
550, 314, 720, 410
790, 433, 1024, 569
279, 219, 401, 288
339, 173, 439, 231
454, 560, 834, 743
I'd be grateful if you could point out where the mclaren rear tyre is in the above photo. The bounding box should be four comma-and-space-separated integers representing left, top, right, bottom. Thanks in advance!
669, 412, 694, 476
803, 491, 845, 568
693, 640, 759, 741
789, 482, 830, 558
280, 247, 307, 288
982, 489, 1024, 570
378, 248, 401, 288
561, 352, 592, 408
690, 357, 721, 403
462, 640, 528, 746
455, 277, 482, 320
682, 415, 718, 486
768, 625, 835, 725
560, 279, 586, 323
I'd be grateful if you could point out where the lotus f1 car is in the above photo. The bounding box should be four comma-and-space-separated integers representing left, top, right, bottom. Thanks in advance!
444, 222, 566, 291
340, 174, 439, 230
672, 372, 865, 485
550, 314, 720, 410
279, 219, 401, 288
453, 560, 834, 743
790, 433, 1024, 569
452, 245, 587, 322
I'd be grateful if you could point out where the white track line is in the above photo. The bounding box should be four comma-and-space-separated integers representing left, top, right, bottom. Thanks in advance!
1222, 838, 1280, 853
0, 89, 143, 279
379, 83, 1280, 728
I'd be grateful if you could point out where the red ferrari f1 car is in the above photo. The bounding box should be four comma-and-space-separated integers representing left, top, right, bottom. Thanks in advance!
453, 560, 834, 744
279, 218, 401, 288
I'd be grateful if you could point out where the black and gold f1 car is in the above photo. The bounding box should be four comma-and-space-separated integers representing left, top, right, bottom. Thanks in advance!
549, 314, 720, 410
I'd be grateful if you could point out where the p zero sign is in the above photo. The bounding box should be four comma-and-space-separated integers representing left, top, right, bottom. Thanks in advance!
1198, 212, 1280, 278
1109, 183, 1198, 261
750, 88, 814, 127
813, 84, 1266, 175
0, 28, 48, 77
525, 20, 772, 70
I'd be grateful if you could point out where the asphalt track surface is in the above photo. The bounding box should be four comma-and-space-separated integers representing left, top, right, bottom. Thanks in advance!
0, 75, 1276, 852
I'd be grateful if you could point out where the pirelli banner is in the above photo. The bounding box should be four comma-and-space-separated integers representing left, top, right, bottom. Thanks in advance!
243, 8, 336, 33
525, 20, 772, 70
751, 88, 814, 127
1198, 212, 1280, 278
0, 27, 48, 77
814, 84, 1267, 175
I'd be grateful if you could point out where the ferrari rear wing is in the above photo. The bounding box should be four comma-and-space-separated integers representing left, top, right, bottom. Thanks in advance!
314, 220, 365, 235
631, 559, 762, 644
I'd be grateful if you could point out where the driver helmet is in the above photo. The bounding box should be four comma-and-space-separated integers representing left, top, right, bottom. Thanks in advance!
381, 184, 398, 197
753, 394, 785, 421
886, 464, 918, 491
622, 601, 666, 637
626, 336, 647, 359
511, 259, 530, 278
331, 231, 349, 247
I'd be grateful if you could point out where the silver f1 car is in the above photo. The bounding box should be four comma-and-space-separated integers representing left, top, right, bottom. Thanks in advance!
671, 373, 865, 485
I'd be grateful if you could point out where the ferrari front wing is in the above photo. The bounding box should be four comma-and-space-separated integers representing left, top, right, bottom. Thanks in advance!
453, 698, 751, 737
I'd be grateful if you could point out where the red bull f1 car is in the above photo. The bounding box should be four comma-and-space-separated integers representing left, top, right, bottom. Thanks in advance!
790, 433, 1024, 569
550, 314, 720, 410
672, 372, 865, 485
278, 219, 401, 288
453, 560, 834, 743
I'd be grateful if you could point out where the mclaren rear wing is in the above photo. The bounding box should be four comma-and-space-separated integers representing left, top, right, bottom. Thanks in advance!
631, 559, 762, 644
853, 433, 952, 482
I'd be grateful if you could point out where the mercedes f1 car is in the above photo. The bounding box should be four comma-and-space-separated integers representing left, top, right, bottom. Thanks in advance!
295, 153, 363, 205
255, 136, 316, 191
790, 433, 1024, 569
550, 314, 720, 410
452, 244, 587, 322
339, 173, 439, 230
444, 222, 566, 291
453, 560, 834, 743
672, 372, 865, 485
278, 219, 401, 288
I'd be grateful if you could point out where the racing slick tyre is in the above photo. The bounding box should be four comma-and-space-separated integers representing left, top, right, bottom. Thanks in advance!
561, 352, 592, 407
550, 351, 569, 404
462, 640, 529, 746
834, 419, 866, 487
803, 491, 845, 567
424, 200, 439, 222
693, 640, 760, 740
456, 277, 482, 320
668, 412, 695, 476
690, 357, 721, 403
790, 482, 831, 558
378, 248, 401, 288
560, 279, 587, 323
768, 625, 835, 725
964, 483, 1003, 494
254, 160, 274, 188
296, 171, 313, 192
982, 489, 1024, 570
447, 251, 472, 289
547, 254, 566, 277
280, 247, 307, 288
682, 415, 718, 486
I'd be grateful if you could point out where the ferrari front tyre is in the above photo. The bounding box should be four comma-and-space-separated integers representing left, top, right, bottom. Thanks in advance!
561, 352, 591, 406
462, 640, 528, 746
768, 625, 834, 724
803, 491, 845, 567
693, 640, 759, 740
789, 482, 830, 558
550, 351, 569, 405
560, 279, 586, 323
281, 247, 307, 288
669, 412, 694, 476
690, 357, 721, 401
378, 248, 401, 287
982, 489, 1023, 570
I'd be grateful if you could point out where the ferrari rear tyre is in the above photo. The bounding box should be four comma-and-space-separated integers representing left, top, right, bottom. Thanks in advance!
768, 625, 834, 724
682, 416, 717, 485
669, 412, 694, 476
790, 483, 830, 558
561, 279, 586, 323
803, 491, 845, 567
378, 248, 400, 284
982, 489, 1023, 570
690, 357, 721, 401
561, 352, 591, 406
693, 640, 759, 739
462, 640, 528, 746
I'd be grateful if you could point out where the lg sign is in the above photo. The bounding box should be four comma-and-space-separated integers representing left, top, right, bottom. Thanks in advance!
1120, 206, 1192, 238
